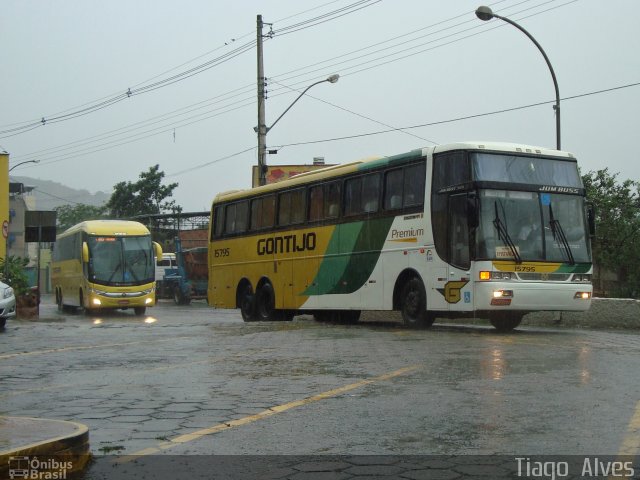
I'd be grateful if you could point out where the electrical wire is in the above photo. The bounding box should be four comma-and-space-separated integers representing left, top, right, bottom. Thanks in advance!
8, 0, 573, 162
163, 80, 640, 178
0, 0, 382, 137
274, 82, 640, 149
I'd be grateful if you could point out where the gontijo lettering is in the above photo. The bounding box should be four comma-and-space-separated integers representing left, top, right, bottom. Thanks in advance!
257, 232, 316, 255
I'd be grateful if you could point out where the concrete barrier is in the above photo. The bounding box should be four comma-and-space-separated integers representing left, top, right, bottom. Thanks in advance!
360, 298, 640, 330
522, 297, 640, 329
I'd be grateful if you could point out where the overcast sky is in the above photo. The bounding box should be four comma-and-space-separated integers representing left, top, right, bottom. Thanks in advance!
2, 0, 639, 212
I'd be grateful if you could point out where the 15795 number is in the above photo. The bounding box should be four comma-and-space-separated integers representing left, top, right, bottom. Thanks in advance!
515, 265, 536, 272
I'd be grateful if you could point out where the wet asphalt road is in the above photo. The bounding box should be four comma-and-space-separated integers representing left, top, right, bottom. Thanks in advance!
2, 297, 639, 466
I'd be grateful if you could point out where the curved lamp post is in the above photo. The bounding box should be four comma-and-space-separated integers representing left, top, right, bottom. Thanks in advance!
475, 6, 561, 150
9, 159, 40, 172
257, 74, 339, 186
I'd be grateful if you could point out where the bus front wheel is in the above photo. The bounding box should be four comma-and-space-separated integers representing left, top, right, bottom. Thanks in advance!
134, 307, 146, 316
400, 278, 435, 328
489, 313, 523, 332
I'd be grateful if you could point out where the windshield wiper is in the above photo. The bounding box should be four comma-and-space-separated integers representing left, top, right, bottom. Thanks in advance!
548, 204, 575, 265
493, 201, 522, 263
107, 260, 123, 283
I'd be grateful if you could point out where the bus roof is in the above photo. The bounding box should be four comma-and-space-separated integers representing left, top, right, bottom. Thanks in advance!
212, 142, 577, 205
432, 141, 576, 159
58, 220, 151, 238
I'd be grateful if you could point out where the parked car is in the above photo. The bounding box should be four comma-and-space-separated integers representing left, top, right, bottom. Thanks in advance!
0, 280, 16, 329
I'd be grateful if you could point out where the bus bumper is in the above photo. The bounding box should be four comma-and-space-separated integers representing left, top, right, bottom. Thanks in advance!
473, 282, 593, 312
87, 288, 156, 309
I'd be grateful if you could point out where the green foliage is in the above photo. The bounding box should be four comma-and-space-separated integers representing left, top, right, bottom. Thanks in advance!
0, 255, 30, 296
106, 165, 180, 218
582, 169, 640, 298
55, 203, 108, 232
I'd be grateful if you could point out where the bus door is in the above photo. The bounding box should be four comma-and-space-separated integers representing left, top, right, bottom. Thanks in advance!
445, 193, 474, 312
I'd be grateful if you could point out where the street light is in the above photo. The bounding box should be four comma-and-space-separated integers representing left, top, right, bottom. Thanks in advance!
475, 6, 561, 150
9, 159, 40, 172
256, 74, 340, 186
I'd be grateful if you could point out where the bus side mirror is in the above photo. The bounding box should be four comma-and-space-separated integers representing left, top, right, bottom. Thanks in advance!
587, 203, 596, 237
82, 242, 89, 263
153, 241, 163, 260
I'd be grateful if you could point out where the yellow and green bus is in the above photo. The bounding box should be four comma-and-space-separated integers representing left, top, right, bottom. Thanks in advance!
52, 220, 162, 315
208, 142, 594, 331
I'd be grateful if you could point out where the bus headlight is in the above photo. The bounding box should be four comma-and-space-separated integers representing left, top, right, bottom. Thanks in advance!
92, 298, 102, 306
145, 298, 153, 305
491, 289, 513, 306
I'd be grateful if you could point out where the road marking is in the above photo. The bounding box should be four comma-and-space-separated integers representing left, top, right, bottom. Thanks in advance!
618, 400, 640, 456
0, 337, 192, 360
124, 365, 420, 457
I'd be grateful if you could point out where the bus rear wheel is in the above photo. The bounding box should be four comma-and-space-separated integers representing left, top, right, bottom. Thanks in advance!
239, 284, 257, 322
489, 313, 523, 332
256, 283, 278, 321
400, 278, 435, 328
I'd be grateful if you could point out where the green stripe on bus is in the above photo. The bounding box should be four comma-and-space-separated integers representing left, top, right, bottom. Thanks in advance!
309, 217, 394, 295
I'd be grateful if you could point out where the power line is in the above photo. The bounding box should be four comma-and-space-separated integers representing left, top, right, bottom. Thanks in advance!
165, 81, 640, 178
0, 0, 383, 138
8, 0, 569, 163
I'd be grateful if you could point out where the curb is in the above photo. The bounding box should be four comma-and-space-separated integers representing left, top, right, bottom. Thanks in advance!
0, 417, 90, 477
361, 298, 640, 330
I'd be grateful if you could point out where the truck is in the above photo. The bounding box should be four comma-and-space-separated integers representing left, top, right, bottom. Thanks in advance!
161, 230, 208, 305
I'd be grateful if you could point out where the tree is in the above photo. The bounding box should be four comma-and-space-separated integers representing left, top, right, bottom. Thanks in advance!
55, 204, 108, 232
582, 169, 640, 298
106, 165, 179, 218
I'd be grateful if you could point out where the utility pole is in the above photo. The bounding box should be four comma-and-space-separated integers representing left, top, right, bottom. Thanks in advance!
256, 15, 267, 186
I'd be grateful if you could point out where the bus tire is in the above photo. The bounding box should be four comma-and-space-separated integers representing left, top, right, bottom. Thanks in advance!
239, 284, 257, 322
134, 307, 146, 316
256, 283, 278, 321
400, 278, 434, 328
56, 289, 64, 312
489, 313, 522, 332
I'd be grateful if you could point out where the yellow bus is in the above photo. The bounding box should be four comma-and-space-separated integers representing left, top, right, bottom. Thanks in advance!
52, 220, 162, 315
208, 142, 594, 331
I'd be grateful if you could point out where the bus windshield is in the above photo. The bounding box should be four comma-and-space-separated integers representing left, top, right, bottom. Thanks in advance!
87, 235, 154, 286
476, 190, 591, 263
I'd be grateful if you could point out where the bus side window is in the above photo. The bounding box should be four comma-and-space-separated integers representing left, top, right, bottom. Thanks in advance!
309, 186, 324, 222
213, 205, 224, 239
384, 168, 403, 210
362, 173, 380, 213
324, 181, 341, 219
251, 194, 275, 230
404, 162, 425, 207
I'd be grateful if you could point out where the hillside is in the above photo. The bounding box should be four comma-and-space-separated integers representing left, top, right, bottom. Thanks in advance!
9, 175, 110, 210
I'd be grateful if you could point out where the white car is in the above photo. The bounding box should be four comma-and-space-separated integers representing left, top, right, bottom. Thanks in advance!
0, 280, 16, 329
